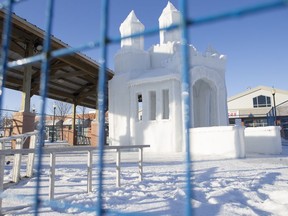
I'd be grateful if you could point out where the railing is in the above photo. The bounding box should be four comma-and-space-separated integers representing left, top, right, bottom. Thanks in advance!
0, 131, 38, 181
0, 132, 149, 210
43, 144, 150, 200
267, 99, 288, 126
77, 135, 91, 145
0, 131, 38, 210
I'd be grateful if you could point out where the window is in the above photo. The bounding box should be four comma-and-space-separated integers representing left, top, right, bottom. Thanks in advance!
137, 94, 143, 121
253, 95, 271, 108
149, 91, 156, 120
162, 89, 169, 119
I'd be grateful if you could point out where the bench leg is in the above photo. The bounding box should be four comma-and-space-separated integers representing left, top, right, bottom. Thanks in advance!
0, 154, 4, 211
87, 150, 93, 192
49, 153, 55, 200
138, 148, 143, 182
12, 138, 23, 183
26, 135, 36, 177
116, 149, 121, 187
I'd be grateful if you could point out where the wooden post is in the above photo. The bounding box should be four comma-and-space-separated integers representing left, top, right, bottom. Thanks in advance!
87, 150, 93, 192
20, 42, 33, 113
49, 153, 56, 200
71, 103, 77, 146
0, 142, 5, 211
116, 148, 121, 187
138, 147, 143, 182
26, 134, 36, 177
12, 138, 23, 183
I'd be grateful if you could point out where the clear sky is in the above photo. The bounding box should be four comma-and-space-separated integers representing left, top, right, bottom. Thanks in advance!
1, 0, 288, 112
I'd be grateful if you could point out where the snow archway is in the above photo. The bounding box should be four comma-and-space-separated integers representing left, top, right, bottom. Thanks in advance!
191, 65, 228, 128
193, 79, 218, 127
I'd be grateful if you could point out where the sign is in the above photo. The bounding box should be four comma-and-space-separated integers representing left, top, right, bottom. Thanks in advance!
228, 110, 239, 118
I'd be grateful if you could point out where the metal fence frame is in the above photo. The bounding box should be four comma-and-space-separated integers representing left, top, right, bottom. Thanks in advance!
1, 0, 288, 215
267, 99, 288, 126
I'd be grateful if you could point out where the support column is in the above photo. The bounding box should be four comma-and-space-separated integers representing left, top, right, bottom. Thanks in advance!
89, 110, 99, 147
66, 103, 77, 146
20, 43, 32, 112
90, 119, 99, 147
12, 42, 35, 148
12, 112, 35, 148
71, 103, 77, 146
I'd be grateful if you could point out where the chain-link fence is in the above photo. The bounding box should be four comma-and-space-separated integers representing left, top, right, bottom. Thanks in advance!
1, 0, 288, 215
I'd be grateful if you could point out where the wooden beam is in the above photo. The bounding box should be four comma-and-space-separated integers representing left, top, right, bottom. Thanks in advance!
9, 40, 25, 57
77, 86, 97, 101
59, 55, 100, 78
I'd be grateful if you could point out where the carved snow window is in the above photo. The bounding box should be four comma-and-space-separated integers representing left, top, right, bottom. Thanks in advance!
162, 89, 169, 119
149, 91, 156, 120
137, 94, 143, 121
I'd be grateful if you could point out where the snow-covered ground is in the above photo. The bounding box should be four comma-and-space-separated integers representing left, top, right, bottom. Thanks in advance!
1, 145, 288, 215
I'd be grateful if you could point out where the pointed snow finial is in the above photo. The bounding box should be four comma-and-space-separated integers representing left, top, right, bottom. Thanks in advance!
119, 10, 145, 49
162, 1, 178, 14
125, 10, 140, 23
120, 10, 143, 33
158, 1, 181, 44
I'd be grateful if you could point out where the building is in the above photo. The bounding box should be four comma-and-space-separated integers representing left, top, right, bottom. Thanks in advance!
228, 86, 288, 128
109, 2, 228, 152
33, 111, 97, 145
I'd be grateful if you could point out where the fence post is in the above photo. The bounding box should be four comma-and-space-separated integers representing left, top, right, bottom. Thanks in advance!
138, 147, 143, 182
49, 153, 55, 200
116, 148, 121, 187
26, 134, 36, 177
0, 142, 5, 211
87, 150, 93, 192
12, 138, 23, 183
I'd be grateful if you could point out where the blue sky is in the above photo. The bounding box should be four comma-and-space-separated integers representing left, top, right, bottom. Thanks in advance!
1, 0, 288, 112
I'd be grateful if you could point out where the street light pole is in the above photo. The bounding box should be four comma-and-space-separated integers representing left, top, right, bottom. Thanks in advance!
52, 104, 56, 142
272, 88, 277, 126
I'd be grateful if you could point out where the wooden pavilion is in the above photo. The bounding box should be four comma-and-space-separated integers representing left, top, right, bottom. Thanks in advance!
0, 10, 114, 147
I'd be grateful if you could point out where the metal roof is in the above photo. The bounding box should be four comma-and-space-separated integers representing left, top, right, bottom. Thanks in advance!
0, 10, 114, 109
228, 86, 288, 102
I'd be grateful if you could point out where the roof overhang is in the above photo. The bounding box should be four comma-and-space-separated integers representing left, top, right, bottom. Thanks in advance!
0, 10, 114, 109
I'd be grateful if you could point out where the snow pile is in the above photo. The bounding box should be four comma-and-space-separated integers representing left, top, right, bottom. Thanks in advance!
1, 146, 288, 215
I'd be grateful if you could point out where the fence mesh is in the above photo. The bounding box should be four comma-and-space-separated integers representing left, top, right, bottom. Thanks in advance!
0, 0, 288, 215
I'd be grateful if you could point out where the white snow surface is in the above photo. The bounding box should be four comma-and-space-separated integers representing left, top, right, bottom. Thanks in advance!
2, 145, 288, 215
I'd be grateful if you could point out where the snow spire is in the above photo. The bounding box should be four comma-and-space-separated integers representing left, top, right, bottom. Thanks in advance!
119, 10, 145, 49
162, 1, 178, 14
158, 1, 181, 44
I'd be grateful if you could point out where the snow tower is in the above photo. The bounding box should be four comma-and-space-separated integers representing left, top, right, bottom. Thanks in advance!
109, 2, 228, 152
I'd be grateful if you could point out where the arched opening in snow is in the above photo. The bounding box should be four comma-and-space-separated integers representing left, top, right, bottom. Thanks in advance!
193, 79, 218, 127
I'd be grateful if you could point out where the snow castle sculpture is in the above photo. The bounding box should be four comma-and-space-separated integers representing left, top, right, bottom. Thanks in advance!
109, 2, 229, 152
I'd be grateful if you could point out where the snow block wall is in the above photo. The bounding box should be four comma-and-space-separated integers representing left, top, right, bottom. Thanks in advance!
189, 126, 246, 159
244, 126, 282, 154
109, 2, 228, 153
